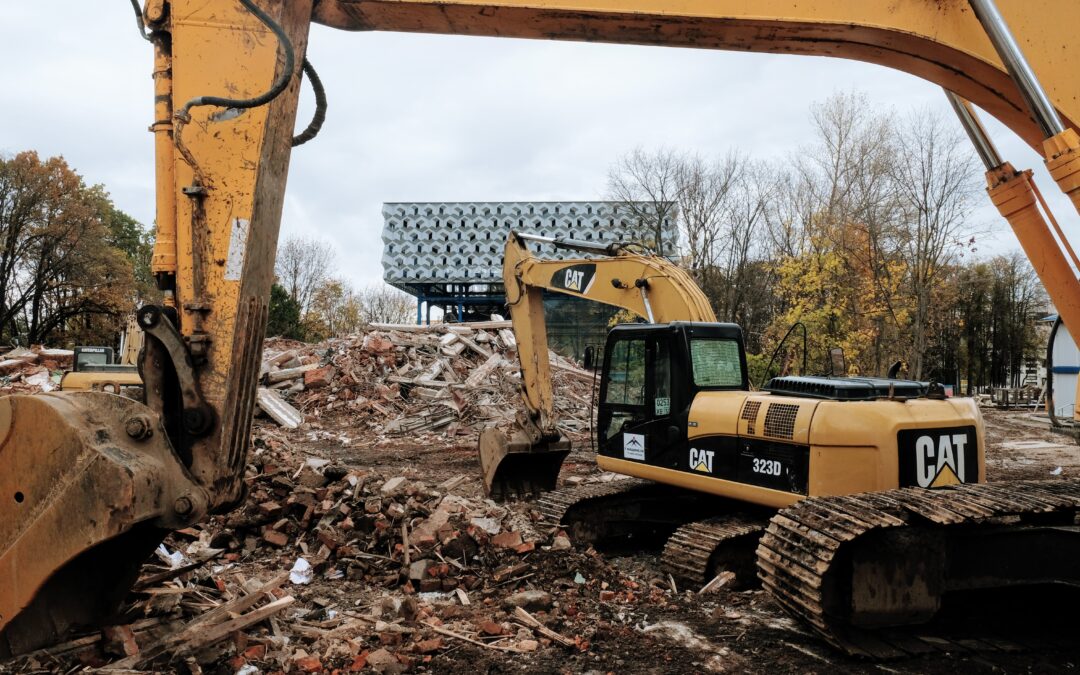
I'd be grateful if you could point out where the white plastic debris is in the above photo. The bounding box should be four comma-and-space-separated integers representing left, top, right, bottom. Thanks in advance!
289, 557, 314, 585
1051, 466, 1064, 476
574, 572, 586, 585
235, 665, 261, 675
469, 516, 502, 535
155, 544, 189, 569
24, 370, 55, 392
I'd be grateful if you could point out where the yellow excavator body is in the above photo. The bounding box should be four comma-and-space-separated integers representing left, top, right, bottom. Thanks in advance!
483, 232, 985, 509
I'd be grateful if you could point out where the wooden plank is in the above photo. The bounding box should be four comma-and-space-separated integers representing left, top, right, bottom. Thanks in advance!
512, 607, 575, 648
458, 335, 492, 359
265, 363, 318, 383
183, 572, 289, 631
464, 353, 503, 387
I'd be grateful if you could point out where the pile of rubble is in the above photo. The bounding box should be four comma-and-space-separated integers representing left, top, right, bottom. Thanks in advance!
256, 320, 596, 441
0, 345, 71, 394
9, 439, 678, 673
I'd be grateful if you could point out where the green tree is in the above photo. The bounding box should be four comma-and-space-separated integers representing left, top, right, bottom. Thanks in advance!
101, 205, 157, 303
267, 282, 304, 339
0, 151, 140, 346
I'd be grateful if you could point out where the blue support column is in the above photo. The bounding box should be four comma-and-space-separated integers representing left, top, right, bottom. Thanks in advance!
416, 297, 423, 325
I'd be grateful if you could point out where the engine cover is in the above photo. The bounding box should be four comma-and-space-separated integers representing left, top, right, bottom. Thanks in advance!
764, 375, 927, 401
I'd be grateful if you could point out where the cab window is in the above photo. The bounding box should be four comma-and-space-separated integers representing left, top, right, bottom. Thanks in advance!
605, 338, 646, 405
690, 339, 743, 388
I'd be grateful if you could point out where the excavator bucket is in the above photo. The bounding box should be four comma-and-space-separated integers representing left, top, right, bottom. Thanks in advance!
478, 427, 571, 501
0, 392, 206, 655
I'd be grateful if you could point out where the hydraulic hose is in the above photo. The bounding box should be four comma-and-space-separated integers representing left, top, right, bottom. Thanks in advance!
1047, 316, 1063, 428
128, 0, 152, 41
175, 0, 295, 123
292, 58, 327, 147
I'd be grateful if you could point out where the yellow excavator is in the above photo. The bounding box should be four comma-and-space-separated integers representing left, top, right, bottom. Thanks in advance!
482, 230, 985, 580
60, 315, 145, 394
3, 0, 1080, 660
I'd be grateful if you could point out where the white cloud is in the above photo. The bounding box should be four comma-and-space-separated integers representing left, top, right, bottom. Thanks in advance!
2, 5, 1075, 292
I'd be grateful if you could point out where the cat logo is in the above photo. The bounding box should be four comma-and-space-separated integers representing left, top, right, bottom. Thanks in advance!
550, 264, 596, 295
915, 433, 968, 487
898, 427, 977, 488
689, 448, 714, 473
564, 268, 585, 291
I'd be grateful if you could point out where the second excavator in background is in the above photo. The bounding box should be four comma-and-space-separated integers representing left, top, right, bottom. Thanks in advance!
481, 230, 987, 589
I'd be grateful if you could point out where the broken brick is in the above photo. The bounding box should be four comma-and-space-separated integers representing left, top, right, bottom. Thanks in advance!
303, 365, 336, 389
262, 529, 290, 547
101, 625, 138, 657
491, 531, 523, 549
414, 637, 444, 654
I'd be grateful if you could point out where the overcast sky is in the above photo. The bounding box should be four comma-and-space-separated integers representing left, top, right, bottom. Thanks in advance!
2, 3, 1074, 291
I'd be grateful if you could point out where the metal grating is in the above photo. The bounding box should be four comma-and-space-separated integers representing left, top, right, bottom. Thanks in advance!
381, 201, 678, 291
763, 403, 799, 440
740, 400, 762, 436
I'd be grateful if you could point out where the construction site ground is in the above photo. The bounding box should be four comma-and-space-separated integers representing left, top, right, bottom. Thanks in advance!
8, 401, 1079, 673
259, 408, 1080, 675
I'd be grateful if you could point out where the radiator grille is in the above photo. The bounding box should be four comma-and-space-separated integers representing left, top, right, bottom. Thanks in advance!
740, 400, 762, 435
763, 403, 799, 440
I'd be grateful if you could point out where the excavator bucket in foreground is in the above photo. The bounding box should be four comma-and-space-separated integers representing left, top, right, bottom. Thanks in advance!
478, 427, 571, 501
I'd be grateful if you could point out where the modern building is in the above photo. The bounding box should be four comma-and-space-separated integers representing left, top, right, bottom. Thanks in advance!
381, 201, 678, 358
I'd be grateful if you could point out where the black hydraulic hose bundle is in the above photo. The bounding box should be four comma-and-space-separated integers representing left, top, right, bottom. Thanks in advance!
1047, 316, 1063, 428
131, 0, 327, 148
292, 58, 328, 147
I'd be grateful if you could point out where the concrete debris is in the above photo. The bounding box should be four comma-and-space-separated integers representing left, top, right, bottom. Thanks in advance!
256, 387, 303, 429
0, 345, 70, 394
255, 323, 595, 440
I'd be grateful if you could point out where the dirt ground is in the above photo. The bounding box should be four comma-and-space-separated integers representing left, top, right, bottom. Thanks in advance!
244, 408, 1080, 674
7, 408, 1080, 674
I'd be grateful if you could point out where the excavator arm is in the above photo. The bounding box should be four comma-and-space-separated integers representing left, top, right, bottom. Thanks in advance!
0, 0, 314, 653
4, 0, 1080, 656
479, 231, 715, 498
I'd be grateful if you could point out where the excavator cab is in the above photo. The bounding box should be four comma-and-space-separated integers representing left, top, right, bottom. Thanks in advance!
597, 322, 748, 469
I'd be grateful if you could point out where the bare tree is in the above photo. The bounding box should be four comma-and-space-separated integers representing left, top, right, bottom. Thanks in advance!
716, 161, 773, 324
274, 236, 335, 315
359, 284, 414, 324
676, 151, 743, 280
606, 148, 683, 255
892, 107, 980, 378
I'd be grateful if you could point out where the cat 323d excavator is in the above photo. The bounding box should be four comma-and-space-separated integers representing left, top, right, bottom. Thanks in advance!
3, 0, 1080, 661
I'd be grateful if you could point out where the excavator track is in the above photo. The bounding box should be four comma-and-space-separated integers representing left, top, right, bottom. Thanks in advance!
758, 479, 1080, 659
535, 479, 652, 541
661, 516, 767, 587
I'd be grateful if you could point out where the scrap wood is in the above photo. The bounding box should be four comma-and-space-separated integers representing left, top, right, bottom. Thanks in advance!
422, 621, 523, 653
457, 334, 493, 359
512, 607, 575, 648
183, 572, 289, 630
266, 363, 319, 383
108, 595, 295, 668
15, 617, 165, 662
133, 549, 224, 590
464, 353, 503, 387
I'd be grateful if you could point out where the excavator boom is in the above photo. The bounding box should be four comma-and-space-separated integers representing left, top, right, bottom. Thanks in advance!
480, 231, 714, 499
